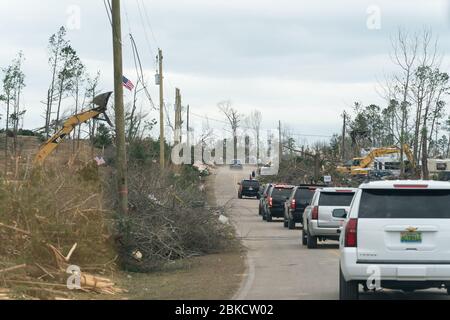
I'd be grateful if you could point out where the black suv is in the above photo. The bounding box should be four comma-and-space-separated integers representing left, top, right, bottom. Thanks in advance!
258, 183, 272, 215
283, 185, 323, 229
238, 179, 260, 199
263, 184, 294, 222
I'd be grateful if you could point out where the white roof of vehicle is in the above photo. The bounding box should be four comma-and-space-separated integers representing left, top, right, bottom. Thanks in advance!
319, 187, 358, 193
359, 180, 450, 189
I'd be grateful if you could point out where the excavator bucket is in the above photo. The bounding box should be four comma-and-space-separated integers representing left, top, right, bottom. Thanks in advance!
92, 91, 113, 110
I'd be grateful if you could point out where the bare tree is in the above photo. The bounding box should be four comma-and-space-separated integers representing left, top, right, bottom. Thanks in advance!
218, 100, 241, 161
46, 27, 68, 137
389, 28, 419, 175
246, 109, 262, 162
409, 29, 439, 163
54, 45, 79, 132
85, 71, 100, 156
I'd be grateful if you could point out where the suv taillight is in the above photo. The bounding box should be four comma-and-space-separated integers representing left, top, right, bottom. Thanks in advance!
311, 206, 319, 220
269, 197, 273, 207
344, 218, 358, 248
290, 199, 296, 210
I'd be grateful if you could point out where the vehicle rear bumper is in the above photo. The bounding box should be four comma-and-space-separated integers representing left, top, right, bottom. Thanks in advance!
291, 211, 303, 222
269, 207, 284, 217
309, 221, 340, 237
242, 191, 258, 197
341, 249, 450, 282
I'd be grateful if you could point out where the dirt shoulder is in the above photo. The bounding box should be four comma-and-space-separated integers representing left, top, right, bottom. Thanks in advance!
116, 252, 244, 300
119, 168, 245, 300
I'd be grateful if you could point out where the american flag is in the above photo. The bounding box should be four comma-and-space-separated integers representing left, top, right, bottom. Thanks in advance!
122, 76, 135, 91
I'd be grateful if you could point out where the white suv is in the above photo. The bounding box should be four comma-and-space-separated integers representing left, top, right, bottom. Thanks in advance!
302, 187, 356, 249
339, 180, 450, 300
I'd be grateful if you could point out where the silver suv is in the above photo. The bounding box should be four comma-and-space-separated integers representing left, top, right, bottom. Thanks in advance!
302, 187, 356, 249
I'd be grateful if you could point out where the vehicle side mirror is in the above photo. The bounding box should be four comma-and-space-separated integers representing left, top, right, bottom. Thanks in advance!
237, 182, 241, 185
332, 209, 347, 219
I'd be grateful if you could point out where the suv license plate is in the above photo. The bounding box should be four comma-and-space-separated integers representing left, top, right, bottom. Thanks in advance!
401, 232, 422, 243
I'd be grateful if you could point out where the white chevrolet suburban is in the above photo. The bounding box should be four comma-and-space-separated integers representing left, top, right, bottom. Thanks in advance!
302, 187, 356, 249
339, 180, 450, 300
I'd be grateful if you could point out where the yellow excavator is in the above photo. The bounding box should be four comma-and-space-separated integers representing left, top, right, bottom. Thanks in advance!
337, 144, 415, 176
34, 92, 113, 165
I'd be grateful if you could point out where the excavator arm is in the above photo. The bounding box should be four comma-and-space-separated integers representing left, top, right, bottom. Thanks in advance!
357, 147, 400, 169
350, 144, 416, 175
402, 144, 416, 168
34, 92, 112, 165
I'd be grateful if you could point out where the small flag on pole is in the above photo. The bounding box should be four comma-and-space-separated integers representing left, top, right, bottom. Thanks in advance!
122, 76, 135, 91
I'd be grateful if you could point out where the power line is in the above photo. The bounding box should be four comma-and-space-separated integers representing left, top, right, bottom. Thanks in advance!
135, 0, 179, 97
139, 0, 160, 47
103, 0, 122, 46
188, 111, 333, 138
135, 0, 156, 57
103, 0, 112, 26
129, 34, 156, 109
110, 0, 155, 110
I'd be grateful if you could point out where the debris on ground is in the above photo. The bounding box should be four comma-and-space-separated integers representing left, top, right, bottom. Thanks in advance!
219, 215, 229, 225
0, 288, 11, 300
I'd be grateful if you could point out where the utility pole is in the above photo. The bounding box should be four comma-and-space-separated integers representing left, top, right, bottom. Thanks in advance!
158, 48, 165, 168
111, 0, 128, 215
342, 112, 346, 162
186, 104, 190, 148
174, 88, 181, 145
278, 120, 282, 163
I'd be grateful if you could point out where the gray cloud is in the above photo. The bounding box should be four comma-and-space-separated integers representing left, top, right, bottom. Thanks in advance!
0, 0, 449, 144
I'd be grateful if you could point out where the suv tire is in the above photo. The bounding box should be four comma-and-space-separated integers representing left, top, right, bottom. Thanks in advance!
307, 230, 318, 249
301, 228, 308, 246
288, 217, 295, 229
339, 266, 359, 300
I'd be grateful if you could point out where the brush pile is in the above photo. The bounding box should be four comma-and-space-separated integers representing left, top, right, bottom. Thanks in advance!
0, 168, 124, 299
111, 164, 236, 272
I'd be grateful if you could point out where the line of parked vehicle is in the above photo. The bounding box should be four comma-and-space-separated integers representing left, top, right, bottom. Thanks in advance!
237, 176, 450, 300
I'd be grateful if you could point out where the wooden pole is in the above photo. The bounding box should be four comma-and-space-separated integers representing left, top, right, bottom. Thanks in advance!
111, 0, 128, 215
158, 49, 165, 168
342, 112, 346, 162
186, 104, 190, 148
174, 88, 181, 145
278, 120, 282, 162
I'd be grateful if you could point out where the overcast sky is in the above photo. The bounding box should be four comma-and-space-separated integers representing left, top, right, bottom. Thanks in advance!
1, 0, 450, 144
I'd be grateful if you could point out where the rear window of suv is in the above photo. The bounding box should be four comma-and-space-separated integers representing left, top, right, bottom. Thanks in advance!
319, 192, 355, 206
359, 189, 450, 219
295, 188, 315, 205
242, 180, 259, 188
272, 187, 294, 199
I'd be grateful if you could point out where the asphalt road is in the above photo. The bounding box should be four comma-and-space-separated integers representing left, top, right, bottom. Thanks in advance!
213, 166, 450, 300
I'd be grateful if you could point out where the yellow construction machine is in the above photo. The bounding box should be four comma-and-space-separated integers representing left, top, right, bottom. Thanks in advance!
34, 92, 113, 165
337, 144, 415, 176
